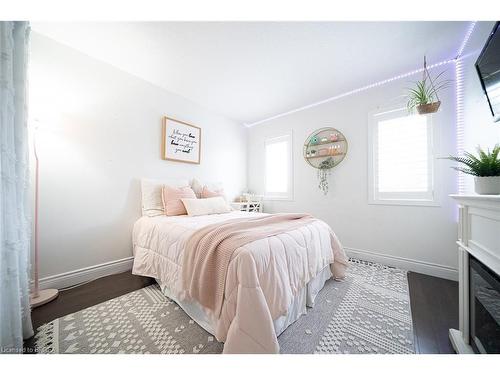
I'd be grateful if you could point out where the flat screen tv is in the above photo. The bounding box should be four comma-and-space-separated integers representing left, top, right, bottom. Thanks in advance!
475, 22, 500, 122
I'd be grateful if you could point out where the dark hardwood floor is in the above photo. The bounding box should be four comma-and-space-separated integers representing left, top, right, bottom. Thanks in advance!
24, 270, 458, 354
407, 272, 459, 353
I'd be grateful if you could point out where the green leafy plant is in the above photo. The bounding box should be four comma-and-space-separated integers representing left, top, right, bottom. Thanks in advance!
406, 71, 452, 112
444, 145, 500, 177
318, 157, 335, 195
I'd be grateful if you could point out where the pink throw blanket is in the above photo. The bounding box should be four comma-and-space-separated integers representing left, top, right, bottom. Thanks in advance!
182, 213, 345, 316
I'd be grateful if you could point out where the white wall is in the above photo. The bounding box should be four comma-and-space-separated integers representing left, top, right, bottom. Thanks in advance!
460, 22, 500, 193
29, 33, 247, 281
247, 68, 459, 279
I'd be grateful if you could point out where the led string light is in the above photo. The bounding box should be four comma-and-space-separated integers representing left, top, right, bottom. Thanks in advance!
455, 58, 466, 194
456, 21, 477, 58
245, 59, 455, 127
454, 21, 477, 194
245, 21, 478, 130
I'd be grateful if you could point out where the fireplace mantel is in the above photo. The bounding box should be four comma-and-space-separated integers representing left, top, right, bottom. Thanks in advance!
449, 194, 500, 354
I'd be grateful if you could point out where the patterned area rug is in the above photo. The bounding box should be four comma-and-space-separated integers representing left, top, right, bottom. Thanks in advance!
35, 259, 415, 354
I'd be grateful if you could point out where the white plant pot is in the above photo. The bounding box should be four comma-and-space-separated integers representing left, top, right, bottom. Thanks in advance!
474, 176, 500, 195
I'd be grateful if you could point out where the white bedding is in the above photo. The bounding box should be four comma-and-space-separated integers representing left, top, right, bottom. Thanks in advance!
132, 211, 346, 353
133, 211, 265, 297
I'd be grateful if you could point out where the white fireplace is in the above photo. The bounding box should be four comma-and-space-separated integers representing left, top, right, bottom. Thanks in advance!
449, 194, 500, 354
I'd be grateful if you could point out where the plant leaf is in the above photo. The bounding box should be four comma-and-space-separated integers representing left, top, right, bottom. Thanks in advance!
446, 144, 500, 177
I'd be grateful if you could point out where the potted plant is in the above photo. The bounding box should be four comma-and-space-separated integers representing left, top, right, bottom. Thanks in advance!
407, 70, 452, 114
445, 145, 500, 195
407, 57, 452, 115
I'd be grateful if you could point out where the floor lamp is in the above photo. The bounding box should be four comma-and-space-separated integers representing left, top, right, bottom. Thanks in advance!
30, 120, 59, 308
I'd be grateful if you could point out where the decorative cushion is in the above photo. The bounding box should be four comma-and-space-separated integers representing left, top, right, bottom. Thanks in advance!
200, 185, 225, 199
190, 178, 204, 198
181, 197, 232, 217
190, 178, 224, 199
162, 185, 197, 216
141, 178, 189, 217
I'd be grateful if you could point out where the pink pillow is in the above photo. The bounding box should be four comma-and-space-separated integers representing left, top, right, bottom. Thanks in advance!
200, 185, 225, 199
162, 185, 196, 216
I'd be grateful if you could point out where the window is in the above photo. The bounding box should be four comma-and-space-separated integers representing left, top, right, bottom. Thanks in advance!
368, 109, 438, 206
264, 134, 293, 200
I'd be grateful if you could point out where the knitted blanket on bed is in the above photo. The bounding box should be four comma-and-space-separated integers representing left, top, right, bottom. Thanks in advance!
182, 213, 324, 316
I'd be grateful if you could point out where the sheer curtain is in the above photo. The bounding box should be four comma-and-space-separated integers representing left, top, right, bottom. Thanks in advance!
0, 21, 34, 352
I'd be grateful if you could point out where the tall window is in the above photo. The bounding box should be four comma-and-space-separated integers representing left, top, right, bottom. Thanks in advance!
265, 134, 293, 199
369, 109, 437, 205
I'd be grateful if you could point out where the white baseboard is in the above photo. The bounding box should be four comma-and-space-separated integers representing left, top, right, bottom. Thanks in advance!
35, 256, 135, 290
345, 247, 458, 281
35, 248, 457, 290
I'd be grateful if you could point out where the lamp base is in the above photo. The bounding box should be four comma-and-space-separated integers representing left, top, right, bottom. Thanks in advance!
30, 289, 59, 308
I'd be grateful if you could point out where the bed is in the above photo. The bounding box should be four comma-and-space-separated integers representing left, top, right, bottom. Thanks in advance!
132, 209, 348, 354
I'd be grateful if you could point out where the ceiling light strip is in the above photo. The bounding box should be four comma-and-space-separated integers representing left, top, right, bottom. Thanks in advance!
245, 59, 455, 127
456, 21, 477, 58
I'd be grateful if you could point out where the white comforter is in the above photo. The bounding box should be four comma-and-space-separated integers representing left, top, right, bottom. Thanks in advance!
132, 211, 347, 353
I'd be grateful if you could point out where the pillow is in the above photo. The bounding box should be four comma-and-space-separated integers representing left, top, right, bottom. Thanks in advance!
141, 178, 189, 217
162, 185, 197, 216
181, 197, 232, 217
200, 185, 225, 199
190, 178, 204, 198
190, 178, 224, 199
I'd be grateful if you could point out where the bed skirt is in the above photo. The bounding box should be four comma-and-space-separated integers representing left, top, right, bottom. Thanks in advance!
157, 265, 332, 341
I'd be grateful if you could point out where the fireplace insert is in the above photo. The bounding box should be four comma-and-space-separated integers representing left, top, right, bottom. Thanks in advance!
469, 255, 500, 353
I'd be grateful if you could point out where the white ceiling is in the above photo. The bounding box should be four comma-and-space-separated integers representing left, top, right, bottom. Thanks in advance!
32, 21, 471, 124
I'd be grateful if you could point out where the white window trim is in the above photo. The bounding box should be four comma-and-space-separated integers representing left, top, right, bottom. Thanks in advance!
367, 107, 441, 207
264, 132, 294, 201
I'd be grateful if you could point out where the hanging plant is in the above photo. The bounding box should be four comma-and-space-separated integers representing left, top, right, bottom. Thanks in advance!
317, 157, 335, 195
407, 56, 452, 115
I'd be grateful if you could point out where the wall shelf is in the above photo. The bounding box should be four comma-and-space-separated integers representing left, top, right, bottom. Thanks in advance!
303, 127, 348, 169
306, 153, 345, 159
308, 139, 346, 147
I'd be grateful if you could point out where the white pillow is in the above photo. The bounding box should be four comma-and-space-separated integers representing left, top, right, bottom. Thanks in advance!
141, 178, 189, 216
190, 178, 204, 198
181, 197, 232, 216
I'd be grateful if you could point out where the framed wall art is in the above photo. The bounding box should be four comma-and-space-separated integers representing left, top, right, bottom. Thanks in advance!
162, 116, 201, 164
